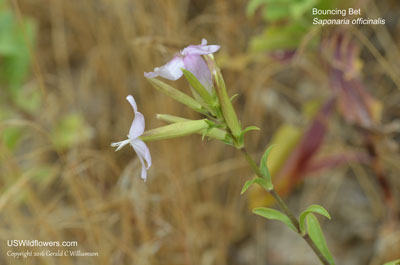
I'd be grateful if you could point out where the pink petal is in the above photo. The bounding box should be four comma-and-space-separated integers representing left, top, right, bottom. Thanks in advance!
182, 40, 220, 56
183, 54, 213, 93
144, 56, 184, 80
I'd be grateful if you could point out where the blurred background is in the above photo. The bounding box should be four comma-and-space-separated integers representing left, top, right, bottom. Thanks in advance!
0, 0, 399, 264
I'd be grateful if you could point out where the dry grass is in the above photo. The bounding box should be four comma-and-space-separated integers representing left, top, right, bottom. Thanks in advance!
0, 0, 399, 264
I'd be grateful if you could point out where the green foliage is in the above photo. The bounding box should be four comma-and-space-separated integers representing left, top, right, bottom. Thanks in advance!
0, 5, 36, 95
306, 213, 335, 264
241, 177, 271, 194
259, 145, 274, 183
253, 207, 297, 232
2, 127, 22, 150
249, 23, 309, 52
247, 0, 317, 22
237, 126, 260, 146
299, 204, 331, 234
290, 0, 317, 19
0, 2, 37, 152
246, 0, 338, 53
14, 86, 42, 112
384, 260, 400, 265
51, 113, 93, 151
246, 0, 269, 17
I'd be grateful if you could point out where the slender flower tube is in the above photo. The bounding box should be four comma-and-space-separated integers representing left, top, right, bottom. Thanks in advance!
144, 39, 220, 93
111, 95, 152, 181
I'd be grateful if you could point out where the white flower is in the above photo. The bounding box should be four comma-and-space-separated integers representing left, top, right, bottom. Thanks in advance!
111, 95, 152, 181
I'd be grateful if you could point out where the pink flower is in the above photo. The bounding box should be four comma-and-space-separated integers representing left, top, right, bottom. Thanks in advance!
111, 95, 152, 181
144, 39, 220, 93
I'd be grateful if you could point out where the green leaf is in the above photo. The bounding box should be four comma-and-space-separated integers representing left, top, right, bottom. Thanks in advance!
0, 10, 36, 93
299, 205, 331, 234
241, 177, 270, 194
249, 23, 309, 52
306, 214, 335, 264
2, 127, 22, 150
259, 144, 275, 180
230, 93, 239, 102
253, 207, 297, 232
289, 0, 317, 20
246, 0, 290, 17
241, 126, 260, 135
263, 4, 290, 21
241, 179, 256, 194
14, 87, 41, 112
238, 126, 260, 143
246, 0, 269, 17
384, 259, 400, 265
0, 12, 19, 55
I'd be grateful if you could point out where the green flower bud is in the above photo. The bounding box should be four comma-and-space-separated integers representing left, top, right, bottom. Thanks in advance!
146, 78, 206, 115
181, 69, 217, 115
140, 119, 209, 142
156, 114, 231, 142
211, 63, 242, 142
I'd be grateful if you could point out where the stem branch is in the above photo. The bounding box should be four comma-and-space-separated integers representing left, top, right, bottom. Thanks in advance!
240, 148, 331, 265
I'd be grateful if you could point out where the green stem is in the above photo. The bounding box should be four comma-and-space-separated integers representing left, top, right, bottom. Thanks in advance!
240, 148, 331, 265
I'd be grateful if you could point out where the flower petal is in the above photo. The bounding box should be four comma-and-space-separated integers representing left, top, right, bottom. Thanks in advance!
131, 139, 152, 181
137, 155, 148, 181
126, 95, 145, 139
129, 111, 145, 139
126, 95, 138, 113
183, 54, 213, 93
131, 139, 152, 169
182, 39, 220, 56
144, 56, 184, 80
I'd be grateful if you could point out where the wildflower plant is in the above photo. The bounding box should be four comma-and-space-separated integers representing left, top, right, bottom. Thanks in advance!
112, 39, 335, 265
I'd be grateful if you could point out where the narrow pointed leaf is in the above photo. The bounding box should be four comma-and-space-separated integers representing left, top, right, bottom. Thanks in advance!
260, 145, 275, 180
230, 94, 239, 102
299, 205, 331, 234
241, 179, 257, 195
306, 214, 335, 265
241, 177, 269, 194
241, 126, 260, 136
253, 207, 297, 232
